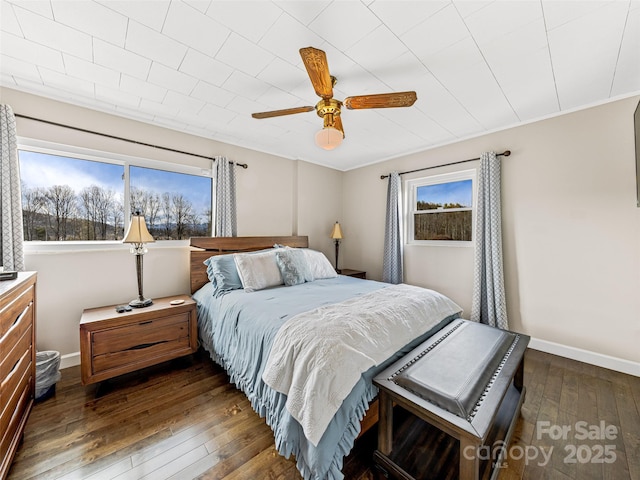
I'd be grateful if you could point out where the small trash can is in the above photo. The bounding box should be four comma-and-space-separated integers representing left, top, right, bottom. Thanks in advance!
35, 351, 61, 401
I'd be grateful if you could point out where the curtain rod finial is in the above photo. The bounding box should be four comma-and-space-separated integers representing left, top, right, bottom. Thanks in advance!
502, 150, 511, 157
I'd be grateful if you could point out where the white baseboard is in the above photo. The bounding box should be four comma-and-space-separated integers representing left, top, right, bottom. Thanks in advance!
528, 337, 640, 377
59, 340, 640, 378
60, 351, 80, 370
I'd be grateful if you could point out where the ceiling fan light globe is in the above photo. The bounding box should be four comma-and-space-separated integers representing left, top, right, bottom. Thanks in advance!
315, 126, 343, 150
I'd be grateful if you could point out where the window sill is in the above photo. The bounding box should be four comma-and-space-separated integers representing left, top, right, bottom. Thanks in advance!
406, 241, 473, 248
23, 239, 190, 254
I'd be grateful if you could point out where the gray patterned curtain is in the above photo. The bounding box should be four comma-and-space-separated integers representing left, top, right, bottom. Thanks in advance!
471, 152, 508, 329
382, 172, 403, 284
0, 104, 24, 271
214, 156, 237, 237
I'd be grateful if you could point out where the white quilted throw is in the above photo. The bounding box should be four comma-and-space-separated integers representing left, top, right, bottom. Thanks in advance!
262, 283, 462, 446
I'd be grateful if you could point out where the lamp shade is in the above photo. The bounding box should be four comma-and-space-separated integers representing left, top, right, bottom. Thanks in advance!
330, 221, 343, 240
315, 126, 343, 150
123, 213, 155, 244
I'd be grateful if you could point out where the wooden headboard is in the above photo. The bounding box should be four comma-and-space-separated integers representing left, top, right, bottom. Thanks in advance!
189, 236, 309, 293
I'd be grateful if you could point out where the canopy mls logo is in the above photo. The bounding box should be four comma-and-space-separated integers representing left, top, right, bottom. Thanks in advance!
462, 420, 619, 468
462, 440, 553, 468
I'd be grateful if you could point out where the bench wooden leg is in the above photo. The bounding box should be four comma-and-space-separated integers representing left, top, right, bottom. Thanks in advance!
460, 437, 480, 480
378, 390, 393, 455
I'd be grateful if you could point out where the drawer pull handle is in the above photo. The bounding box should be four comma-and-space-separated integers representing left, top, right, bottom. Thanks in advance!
126, 340, 167, 351
7, 305, 30, 334
139, 321, 153, 325
7, 358, 21, 378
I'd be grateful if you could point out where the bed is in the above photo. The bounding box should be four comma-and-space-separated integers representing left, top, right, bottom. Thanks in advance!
189, 236, 464, 479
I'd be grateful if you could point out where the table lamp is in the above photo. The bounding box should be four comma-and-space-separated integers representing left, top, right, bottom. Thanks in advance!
330, 221, 343, 274
123, 211, 155, 308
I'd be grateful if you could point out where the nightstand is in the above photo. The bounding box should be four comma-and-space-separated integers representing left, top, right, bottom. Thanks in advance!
340, 269, 366, 279
79, 295, 197, 385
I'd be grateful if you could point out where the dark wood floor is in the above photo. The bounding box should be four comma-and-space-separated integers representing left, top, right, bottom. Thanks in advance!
7, 349, 639, 480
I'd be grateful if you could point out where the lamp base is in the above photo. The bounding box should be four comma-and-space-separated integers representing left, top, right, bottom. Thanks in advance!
129, 297, 153, 308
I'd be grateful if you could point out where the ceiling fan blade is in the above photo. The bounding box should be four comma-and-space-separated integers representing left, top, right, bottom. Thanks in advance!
334, 115, 345, 138
252, 106, 315, 119
300, 47, 333, 99
343, 91, 417, 110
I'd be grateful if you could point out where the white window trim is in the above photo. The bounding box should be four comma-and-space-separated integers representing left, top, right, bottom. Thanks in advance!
405, 169, 477, 247
18, 137, 214, 252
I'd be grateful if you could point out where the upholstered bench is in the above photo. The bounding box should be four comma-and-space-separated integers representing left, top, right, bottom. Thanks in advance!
373, 319, 529, 480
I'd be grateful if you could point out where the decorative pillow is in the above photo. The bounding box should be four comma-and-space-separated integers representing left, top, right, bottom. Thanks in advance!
234, 250, 284, 292
303, 249, 338, 280
275, 249, 313, 286
203, 254, 243, 297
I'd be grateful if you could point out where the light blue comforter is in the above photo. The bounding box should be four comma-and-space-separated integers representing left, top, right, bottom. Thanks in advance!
192, 276, 459, 480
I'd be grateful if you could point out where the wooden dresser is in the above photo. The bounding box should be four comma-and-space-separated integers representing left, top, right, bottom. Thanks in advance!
80, 295, 197, 386
0, 272, 36, 480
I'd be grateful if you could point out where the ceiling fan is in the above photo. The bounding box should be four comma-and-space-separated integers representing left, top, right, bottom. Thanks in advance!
251, 47, 417, 151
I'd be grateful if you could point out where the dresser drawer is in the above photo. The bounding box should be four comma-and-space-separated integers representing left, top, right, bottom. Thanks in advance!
1, 326, 32, 387
0, 376, 31, 466
0, 344, 32, 437
0, 302, 33, 362
0, 284, 34, 336
91, 313, 192, 376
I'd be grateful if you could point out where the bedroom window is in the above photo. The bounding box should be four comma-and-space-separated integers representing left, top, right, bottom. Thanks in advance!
406, 170, 476, 245
18, 141, 212, 242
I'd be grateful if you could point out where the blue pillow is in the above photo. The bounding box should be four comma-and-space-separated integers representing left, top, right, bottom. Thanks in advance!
204, 247, 283, 296
204, 255, 243, 296
275, 249, 313, 286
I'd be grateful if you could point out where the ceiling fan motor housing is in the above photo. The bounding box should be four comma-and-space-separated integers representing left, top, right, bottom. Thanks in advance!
316, 98, 342, 128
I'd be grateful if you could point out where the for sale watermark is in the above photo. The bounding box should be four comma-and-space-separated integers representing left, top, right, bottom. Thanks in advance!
462, 420, 619, 469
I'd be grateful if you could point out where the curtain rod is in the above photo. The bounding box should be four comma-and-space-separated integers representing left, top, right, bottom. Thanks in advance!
14, 113, 248, 169
380, 150, 511, 180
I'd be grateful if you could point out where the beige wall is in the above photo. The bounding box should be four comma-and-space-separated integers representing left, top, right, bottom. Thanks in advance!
4, 86, 639, 368
2, 87, 342, 359
342, 96, 640, 365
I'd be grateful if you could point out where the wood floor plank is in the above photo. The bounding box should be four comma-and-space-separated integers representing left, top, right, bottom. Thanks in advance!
220, 446, 297, 480
612, 379, 640, 479
6, 349, 639, 480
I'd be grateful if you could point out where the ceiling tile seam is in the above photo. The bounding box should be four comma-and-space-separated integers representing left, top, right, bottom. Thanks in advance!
253, 11, 306, 71
539, 0, 561, 112
365, 6, 482, 135
414, 36, 486, 134
303, 1, 331, 27
18, 2, 95, 57
159, 0, 171, 35
8, 2, 25, 39
174, 1, 232, 60
361, 4, 461, 140
452, 2, 521, 124
608, 2, 632, 98
8, 4, 81, 59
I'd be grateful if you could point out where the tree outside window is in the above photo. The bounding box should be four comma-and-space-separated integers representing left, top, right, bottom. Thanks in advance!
406, 170, 475, 245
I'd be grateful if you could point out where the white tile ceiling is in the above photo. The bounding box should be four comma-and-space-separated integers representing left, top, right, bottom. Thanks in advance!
1, 0, 639, 171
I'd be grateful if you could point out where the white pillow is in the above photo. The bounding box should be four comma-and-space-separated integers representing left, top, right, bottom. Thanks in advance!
303, 249, 338, 280
234, 251, 283, 292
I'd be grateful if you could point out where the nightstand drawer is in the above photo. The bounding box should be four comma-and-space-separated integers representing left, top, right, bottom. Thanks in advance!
91, 313, 191, 375
92, 313, 190, 355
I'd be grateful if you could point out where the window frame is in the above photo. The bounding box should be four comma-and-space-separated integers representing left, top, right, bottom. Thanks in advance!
405, 169, 477, 247
18, 137, 214, 250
